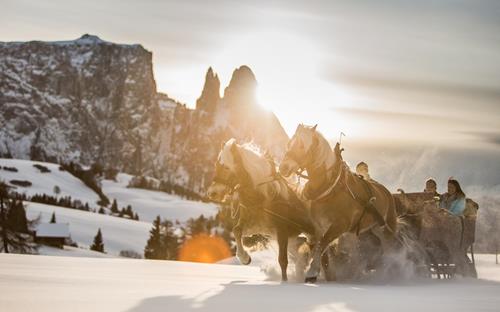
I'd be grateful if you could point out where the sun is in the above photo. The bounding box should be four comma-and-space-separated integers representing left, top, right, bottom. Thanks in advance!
155, 30, 360, 139
211, 31, 357, 137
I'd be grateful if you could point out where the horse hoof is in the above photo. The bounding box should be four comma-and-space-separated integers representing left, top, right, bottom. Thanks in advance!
239, 255, 251, 265
305, 276, 317, 284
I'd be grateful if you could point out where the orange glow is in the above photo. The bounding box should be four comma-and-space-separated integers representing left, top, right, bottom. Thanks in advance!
178, 234, 232, 263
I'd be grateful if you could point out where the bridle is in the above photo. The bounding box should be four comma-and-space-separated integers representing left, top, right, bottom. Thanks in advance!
213, 145, 281, 197
213, 143, 314, 234
284, 134, 350, 202
213, 162, 238, 189
283, 132, 319, 177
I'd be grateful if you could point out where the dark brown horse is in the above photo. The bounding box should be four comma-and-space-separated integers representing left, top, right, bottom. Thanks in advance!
207, 138, 314, 281
279, 124, 398, 282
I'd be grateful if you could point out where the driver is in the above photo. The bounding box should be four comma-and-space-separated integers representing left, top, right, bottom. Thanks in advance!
355, 161, 372, 182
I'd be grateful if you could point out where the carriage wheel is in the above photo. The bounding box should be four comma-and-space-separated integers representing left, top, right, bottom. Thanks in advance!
427, 241, 453, 279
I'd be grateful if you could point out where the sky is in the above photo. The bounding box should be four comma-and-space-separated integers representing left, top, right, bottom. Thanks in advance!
2, 0, 500, 190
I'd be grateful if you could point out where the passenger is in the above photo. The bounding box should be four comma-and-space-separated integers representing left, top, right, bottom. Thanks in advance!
356, 161, 372, 182
440, 178, 466, 216
424, 178, 439, 196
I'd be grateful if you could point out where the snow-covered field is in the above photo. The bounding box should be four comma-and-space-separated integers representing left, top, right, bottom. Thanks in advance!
0, 159, 219, 222
0, 158, 220, 258
0, 158, 100, 206
26, 202, 151, 256
102, 173, 218, 222
0, 253, 499, 312
37, 245, 116, 258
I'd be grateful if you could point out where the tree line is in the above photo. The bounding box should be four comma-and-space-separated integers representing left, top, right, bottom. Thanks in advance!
143, 208, 235, 261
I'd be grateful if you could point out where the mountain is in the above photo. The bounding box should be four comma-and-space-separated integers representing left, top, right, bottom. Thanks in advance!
0, 34, 288, 194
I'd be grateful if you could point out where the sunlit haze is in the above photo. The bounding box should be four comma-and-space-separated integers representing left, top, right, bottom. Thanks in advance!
4, 0, 499, 149
2, 0, 500, 191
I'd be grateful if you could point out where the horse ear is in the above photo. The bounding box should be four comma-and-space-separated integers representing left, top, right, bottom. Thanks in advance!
230, 140, 237, 152
312, 124, 318, 131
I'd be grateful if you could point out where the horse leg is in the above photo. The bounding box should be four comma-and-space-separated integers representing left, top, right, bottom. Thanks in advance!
290, 236, 309, 281
305, 224, 343, 283
277, 228, 289, 282
233, 224, 251, 265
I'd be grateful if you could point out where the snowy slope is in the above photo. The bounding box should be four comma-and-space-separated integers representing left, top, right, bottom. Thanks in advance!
102, 173, 218, 222
0, 158, 100, 206
26, 202, 151, 256
1, 253, 499, 312
38, 245, 116, 258
0, 158, 219, 222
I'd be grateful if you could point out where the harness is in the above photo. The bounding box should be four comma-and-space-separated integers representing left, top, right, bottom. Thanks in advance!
215, 144, 312, 234
288, 138, 387, 235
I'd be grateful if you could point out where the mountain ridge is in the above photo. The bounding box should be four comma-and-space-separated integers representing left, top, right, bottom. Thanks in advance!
0, 34, 288, 194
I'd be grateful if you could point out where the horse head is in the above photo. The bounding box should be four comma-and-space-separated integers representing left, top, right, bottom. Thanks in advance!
279, 123, 321, 177
207, 139, 239, 202
207, 138, 275, 202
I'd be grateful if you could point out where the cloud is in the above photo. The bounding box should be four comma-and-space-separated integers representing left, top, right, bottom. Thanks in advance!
461, 131, 500, 147
327, 73, 500, 103
332, 106, 483, 128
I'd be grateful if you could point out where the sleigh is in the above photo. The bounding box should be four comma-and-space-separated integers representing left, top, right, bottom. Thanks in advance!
320, 192, 478, 281
393, 192, 478, 278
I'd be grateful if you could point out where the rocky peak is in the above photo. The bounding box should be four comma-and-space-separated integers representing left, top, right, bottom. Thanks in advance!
75, 34, 105, 45
0, 34, 289, 195
223, 65, 257, 106
195, 67, 220, 112
0, 35, 157, 168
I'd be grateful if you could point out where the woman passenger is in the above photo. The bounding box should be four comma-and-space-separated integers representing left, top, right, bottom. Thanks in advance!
440, 178, 466, 216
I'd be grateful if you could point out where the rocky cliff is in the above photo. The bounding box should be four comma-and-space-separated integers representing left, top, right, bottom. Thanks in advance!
0, 34, 289, 194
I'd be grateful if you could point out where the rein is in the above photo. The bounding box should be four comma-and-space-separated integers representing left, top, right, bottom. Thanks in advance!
218, 144, 310, 233
289, 139, 388, 233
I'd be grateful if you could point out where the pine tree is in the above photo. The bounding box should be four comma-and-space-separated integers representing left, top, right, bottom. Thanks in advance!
98, 207, 105, 214
7, 200, 29, 233
125, 205, 133, 218
50, 211, 56, 223
90, 228, 105, 253
162, 220, 179, 260
110, 199, 118, 214
144, 216, 165, 259
0, 182, 36, 254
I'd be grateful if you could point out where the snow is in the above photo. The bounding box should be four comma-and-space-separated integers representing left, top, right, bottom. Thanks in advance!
158, 98, 177, 111
0, 34, 141, 48
36, 223, 70, 238
0, 253, 499, 312
37, 245, 116, 258
0, 158, 101, 207
0, 159, 218, 222
102, 173, 218, 222
26, 202, 151, 257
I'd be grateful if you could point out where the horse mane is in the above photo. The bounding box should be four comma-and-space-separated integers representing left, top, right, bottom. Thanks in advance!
297, 125, 337, 170
219, 139, 274, 187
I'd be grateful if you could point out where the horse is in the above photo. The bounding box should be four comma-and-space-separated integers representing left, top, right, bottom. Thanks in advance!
207, 138, 315, 281
279, 124, 398, 282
